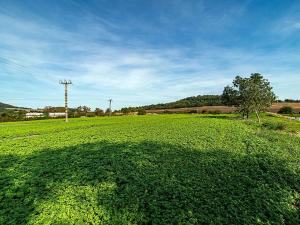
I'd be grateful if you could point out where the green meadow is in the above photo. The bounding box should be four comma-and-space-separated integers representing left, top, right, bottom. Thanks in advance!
1, 114, 300, 224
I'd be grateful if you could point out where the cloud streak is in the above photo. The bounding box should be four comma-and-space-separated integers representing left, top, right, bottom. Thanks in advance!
0, 0, 300, 109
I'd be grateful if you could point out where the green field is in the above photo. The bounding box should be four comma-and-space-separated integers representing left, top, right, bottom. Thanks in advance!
1, 114, 300, 224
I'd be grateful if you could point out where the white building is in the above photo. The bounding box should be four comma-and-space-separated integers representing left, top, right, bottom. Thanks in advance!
25, 112, 45, 118
49, 112, 66, 118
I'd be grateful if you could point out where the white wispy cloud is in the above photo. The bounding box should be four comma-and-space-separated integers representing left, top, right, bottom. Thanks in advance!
0, 2, 299, 109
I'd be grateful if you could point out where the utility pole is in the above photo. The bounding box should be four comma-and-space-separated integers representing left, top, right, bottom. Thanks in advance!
108, 99, 112, 116
59, 80, 72, 122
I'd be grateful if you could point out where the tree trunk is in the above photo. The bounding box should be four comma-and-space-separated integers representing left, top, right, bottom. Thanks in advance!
255, 110, 261, 124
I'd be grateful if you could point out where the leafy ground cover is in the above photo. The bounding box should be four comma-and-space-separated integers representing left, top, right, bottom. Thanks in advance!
0, 114, 300, 224
261, 113, 300, 134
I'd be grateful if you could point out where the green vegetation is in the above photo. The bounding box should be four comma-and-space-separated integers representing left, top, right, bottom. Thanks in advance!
262, 121, 286, 131
0, 110, 27, 122
0, 102, 16, 112
0, 114, 300, 224
0, 105, 109, 122
277, 99, 300, 103
278, 106, 294, 114
121, 95, 222, 112
137, 108, 146, 115
222, 73, 276, 123
0, 102, 26, 122
262, 113, 300, 133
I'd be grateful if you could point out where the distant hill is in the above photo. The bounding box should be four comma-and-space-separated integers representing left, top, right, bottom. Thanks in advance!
121, 95, 222, 112
277, 99, 300, 103
144, 95, 222, 109
120, 96, 300, 113
0, 102, 16, 112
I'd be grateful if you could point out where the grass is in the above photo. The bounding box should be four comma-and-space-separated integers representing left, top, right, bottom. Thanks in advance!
282, 114, 300, 118
0, 114, 300, 224
263, 113, 300, 134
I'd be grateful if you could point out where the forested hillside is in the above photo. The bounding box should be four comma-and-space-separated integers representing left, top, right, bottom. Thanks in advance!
121, 95, 222, 112
0, 102, 16, 112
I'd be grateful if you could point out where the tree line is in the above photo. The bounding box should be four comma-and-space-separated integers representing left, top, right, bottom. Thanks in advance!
119, 95, 222, 113
0, 106, 112, 122
121, 73, 298, 123
1, 73, 299, 123
119, 93, 299, 115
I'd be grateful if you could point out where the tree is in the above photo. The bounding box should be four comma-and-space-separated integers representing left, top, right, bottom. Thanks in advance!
76, 106, 91, 113
121, 108, 130, 115
76, 106, 91, 117
221, 86, 239, 106
105, 108, 111, 115
95, 108, 104, 116
222, 73, 276, 123
83, 106, 91, 112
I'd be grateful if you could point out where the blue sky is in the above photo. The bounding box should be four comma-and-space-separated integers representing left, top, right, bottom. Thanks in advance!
0, 0, 300, 109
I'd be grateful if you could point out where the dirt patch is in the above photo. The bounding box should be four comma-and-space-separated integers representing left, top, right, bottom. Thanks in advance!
269, 103, 300, 113
146, 103, 300, 114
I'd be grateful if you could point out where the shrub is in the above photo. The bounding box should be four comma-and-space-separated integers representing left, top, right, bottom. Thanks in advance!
278, 106, 293, 114
86, 112, 95, 117
262, 121, 286, 131
137, 108, 146, 115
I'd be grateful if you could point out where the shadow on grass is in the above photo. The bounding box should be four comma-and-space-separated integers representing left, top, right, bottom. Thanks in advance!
0, 141, 299, 224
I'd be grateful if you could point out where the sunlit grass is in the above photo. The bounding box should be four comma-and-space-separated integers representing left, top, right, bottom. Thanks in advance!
0, 114, 299, 224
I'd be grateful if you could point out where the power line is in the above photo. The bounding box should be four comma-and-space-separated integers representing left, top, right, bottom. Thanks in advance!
0, 56, 59, 83
59, 80, 72, 122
